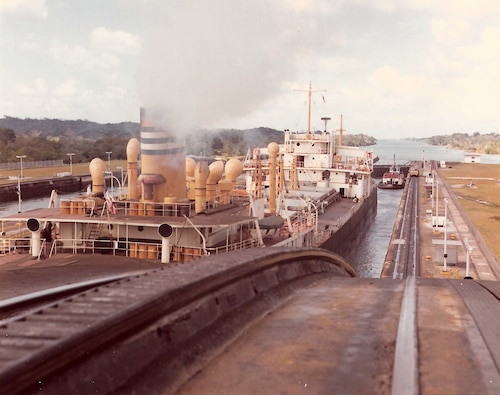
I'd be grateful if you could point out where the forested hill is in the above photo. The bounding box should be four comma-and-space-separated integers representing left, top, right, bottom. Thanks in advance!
0, 116, 376, 163
423, 132, 500, 154
0, 116, 138, 139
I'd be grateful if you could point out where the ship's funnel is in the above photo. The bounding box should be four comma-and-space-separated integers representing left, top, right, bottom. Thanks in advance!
126, 138, 140, 200
140, 108, 187, 202
268, 142, 279, 215
89, 158, 106, 195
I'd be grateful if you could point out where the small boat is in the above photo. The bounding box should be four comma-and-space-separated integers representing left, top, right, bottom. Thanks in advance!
378, 155, 405, 189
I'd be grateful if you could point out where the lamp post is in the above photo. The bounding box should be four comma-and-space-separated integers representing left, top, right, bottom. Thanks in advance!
17, 176, 22, 213
463, 238, 473, 279
67, 153, 75, 174
16, 155, 26, 179
434, 179, 439, 227
443, 198, 448, 272
105, 151, 112, 170
117, 166, 124, 199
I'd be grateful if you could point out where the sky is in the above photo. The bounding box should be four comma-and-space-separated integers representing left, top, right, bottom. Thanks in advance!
1, 0, 500, 139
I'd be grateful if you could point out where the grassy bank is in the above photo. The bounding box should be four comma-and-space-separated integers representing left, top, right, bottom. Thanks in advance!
439, 163, 500, 262
0, 161, 127, 185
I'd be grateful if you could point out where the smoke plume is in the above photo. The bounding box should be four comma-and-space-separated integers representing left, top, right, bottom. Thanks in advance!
137, 1, 297, 133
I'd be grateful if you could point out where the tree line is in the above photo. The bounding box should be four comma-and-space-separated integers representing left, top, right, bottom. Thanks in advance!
0, 116, 377, 164
0, 127, 131, 164
425, 132, 500, 154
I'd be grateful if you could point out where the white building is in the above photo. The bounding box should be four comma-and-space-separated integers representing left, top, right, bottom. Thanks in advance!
464, 153, 481, 163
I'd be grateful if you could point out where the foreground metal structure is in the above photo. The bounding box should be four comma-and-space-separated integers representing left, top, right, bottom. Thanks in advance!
0, 248, 355, 394
0, 247, 500, 394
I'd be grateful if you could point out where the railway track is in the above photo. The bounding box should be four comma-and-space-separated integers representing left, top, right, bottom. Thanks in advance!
0, 248, 355, 395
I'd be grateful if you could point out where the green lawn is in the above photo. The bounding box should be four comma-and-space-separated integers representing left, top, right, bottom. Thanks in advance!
0, 160, 127, 184
439, 163, 500, 262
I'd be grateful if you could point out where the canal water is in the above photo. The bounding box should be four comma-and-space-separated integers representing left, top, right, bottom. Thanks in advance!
351, 139, 500, 278
1, 140, 498, 277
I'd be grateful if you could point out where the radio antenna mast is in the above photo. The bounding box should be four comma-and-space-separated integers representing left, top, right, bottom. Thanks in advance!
295, 82, 326, 139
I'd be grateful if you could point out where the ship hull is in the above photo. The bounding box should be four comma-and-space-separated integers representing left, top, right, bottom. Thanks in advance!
320, 184, 377, 262
378, 182, 405, 190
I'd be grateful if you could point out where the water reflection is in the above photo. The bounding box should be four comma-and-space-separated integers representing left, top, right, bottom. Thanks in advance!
351, 188, 403, 277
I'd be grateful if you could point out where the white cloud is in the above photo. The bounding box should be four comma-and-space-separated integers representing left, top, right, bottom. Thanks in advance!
53, 79, 78, 97
284, 0, 335, 13
0, 0, 47, 17
317, 56, 364, 74
458, 27, 500, 61
369, 66, 427, 98
15, 78, 48, 95
50, 42, 119, 69
91, 27, 142, 55
431, 18, 469, 46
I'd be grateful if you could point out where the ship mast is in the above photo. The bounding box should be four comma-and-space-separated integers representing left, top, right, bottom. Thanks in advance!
338, 114, 344, 146
307, 83, 312, 137
295, 82, 326, 139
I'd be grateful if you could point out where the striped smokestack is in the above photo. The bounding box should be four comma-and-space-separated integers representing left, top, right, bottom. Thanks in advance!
139, 108, 187, 202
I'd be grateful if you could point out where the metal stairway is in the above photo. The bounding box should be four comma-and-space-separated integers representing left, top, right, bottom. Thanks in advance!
86, 223, 103, 248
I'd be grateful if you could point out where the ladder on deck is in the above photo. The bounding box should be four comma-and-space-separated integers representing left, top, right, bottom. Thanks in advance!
86, 223, 104, 249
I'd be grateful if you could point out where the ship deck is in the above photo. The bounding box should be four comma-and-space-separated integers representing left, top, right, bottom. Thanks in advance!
0, 204, 256, 230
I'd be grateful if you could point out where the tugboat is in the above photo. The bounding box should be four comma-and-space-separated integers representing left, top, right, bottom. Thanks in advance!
378, 155, 405, 189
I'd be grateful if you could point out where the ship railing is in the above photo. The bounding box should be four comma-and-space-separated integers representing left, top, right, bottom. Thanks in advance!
243, 159, 271, 169
287, 213, 316, 235
332, 162, 371, 172
113, 197, 244, 218
114, 200, 197, 218
285, 132, 330, 141
283, 145, 330, 154
0, 237, 30, 255
0, 237, 50, 259
1, 235, 261, 262
207, 238, 260, 255
48, 236, 260, 262
48, 237, 163, 259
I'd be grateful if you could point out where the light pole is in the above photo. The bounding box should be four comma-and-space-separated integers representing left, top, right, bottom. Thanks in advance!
67, 153, 75, 174
16, 155, 26, 179
434, 179, 439, 227
17, 176, 22, 213
105, 151, 112, 170
463, 238, 473, 279
117, 166, 124, 199
443, 198, 448, 272
16, 155, 26, 213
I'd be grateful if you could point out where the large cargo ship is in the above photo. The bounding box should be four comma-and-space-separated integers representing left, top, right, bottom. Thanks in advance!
1, 85, 377, 264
